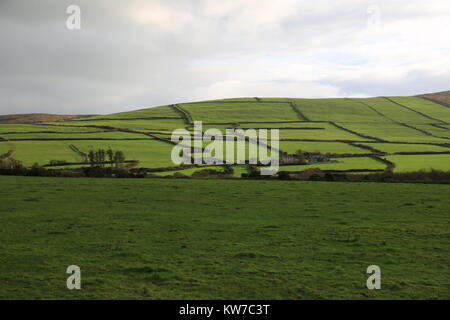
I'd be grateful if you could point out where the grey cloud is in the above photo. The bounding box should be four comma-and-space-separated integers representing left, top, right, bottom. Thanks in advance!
0, 0, 449, 115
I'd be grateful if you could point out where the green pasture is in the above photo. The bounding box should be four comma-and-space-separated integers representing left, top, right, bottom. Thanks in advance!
0, 124, 100, 133
45, 119, 186, 132
354, 98, 432, 124
180, 102, 300, 122
387, 154, 450, 172
388, 97, 450, 123
291, 98, 389, 123
7, 141, 82, 166
277, 157, 386, 172
1, 176, 448, 299
72, 140, 176, 168
151, 165, 248, 177
279, 141, 369, 154
85, 105, 181, 120
340, 123, 449, 143
0, 131, 151, 140
365, 143, 450, 154
414, 124, 450, 139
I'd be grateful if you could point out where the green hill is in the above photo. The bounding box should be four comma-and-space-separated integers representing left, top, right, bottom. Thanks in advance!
2, 95, 450, 174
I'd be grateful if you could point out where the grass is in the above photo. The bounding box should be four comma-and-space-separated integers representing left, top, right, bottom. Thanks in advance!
0, 124, 100, 133
153, 165, 249, 178
354, 98, 432, 124
45, 119, 186, 132
7, 141, 83, 166
414, 124, 450, 139
389, 97, 450, 122
0, 176, 448, 299
72, 140, 176, 168
292, 98, 389, 123
82, 105, 182, 120
0, 131, 151, 140
386, 154, 450, 172
180, 102, 300, 122
277, 124, 369, 141
277, 157, 386, 172
340, 123, 449, 143
365, 143, 450, 154
279, 141, 370, 154
3, 139, 176, 168
0, 141, 9, 155
2, 96, 450, 301
3, 96, 450, 172
198, 122, 369, 141
151, 166, 223, 176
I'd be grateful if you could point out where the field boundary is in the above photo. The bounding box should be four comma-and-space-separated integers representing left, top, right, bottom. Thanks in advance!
288, 101, 310, 121
172, 104, 193, 124
417, 96, 450, 109
329, 122, 386, 142
352, 98, 449, 140
384, 97, 448, 124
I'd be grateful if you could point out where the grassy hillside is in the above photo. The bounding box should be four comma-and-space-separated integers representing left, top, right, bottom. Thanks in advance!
0, 113, 87, 124
419, 90, 450, 107
2, 96, 450, 175
0, 176, 449, 300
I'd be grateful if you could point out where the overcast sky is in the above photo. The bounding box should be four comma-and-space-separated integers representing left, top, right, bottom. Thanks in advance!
1, 0, 450, 115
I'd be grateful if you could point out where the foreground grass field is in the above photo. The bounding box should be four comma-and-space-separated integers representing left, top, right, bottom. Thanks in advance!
0, 176, 448, 300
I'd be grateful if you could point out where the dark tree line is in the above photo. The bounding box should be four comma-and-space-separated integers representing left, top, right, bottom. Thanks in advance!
87, 149, 126, 167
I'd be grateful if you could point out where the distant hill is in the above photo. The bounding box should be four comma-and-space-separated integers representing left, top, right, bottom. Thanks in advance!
0, 113, 90, 124
2, 92, 450, 173
418, 90, 450, 107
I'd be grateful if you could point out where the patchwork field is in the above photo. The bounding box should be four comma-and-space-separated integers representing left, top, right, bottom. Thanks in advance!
291, 98, 389, 123
1, 95, 450, 301
180, 101, 301, 122
2, 95, 450, 174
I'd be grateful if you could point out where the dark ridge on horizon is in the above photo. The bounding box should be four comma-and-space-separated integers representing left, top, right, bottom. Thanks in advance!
418, 90, 450, 107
